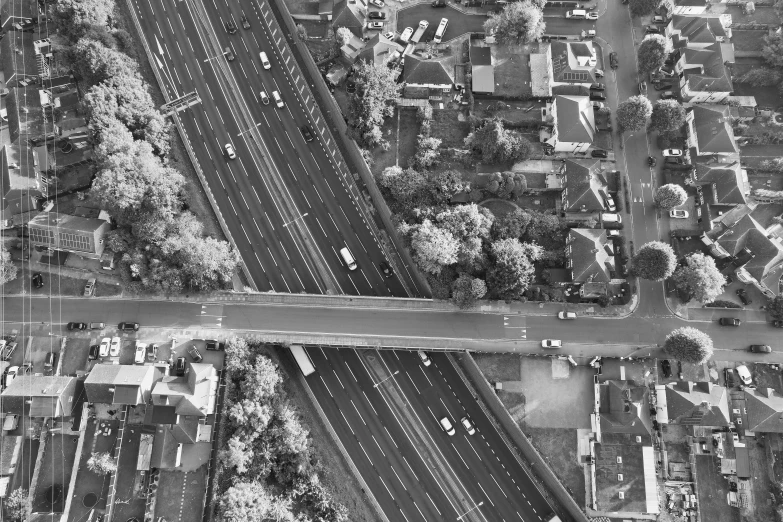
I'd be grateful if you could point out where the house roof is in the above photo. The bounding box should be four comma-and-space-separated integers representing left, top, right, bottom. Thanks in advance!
27, 212, 108, 235
550, 41, 598, 84
716, 213, 783, 286
151, 363, 218, 417
567, 228, 615, 283
690, 104, 738, 154
554, 95, 595, 145
562, 159, 606, 212
745, 388, 783, 432
403, 54, 455, 86
682, 43, 733, 94
470, 46, 492, 66
84, 364, 159, 405
171, 416, 200, 444
665, 382, 730, 426
594, 433, 655, 514
1, 375, 76, 417
358, 34, 403, 66
151, 427, 181, 469
332, 0, 364, 32
693, 161, 746, 205
599, 381, 653, 436
671, 14, 728, 46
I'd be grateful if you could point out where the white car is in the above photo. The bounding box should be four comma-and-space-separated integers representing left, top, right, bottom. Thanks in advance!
4, 366, 18, 388
418, 351, 431, 367
259, 51, 271, 70
99, 337, 111, 357
225, 143, 236, 159
662, 148, 683, 157
110, 337, 121, 357
541, 339, 562, 348
736, 365, 752, 386
134, 343, 147, 364
400, 26, 414, 43
669, 209, 689, 219
586, 12, 599, 19
272, 90, 284, 109
383, 31, 396, 40
558, 311, 577, 320
461, 416, 476, 435
367, 21, 384, 30
369, 0, 384, 6
439, 417, 455, 436
591, 101, 605, 110
419, 20, 430, 31
259, 90, 269, 105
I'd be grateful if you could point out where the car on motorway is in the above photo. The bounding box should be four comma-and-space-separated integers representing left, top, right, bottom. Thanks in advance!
558, 311, 577, 320
225, 47, 235, 61
591, 101, 605, 110
589, 82, 605, 91
589, 92, 606, 101
119, 322, 140, 331
369, 0, 385, 6
736, 288, 752, 306
259, 51, 271, 69
590, 149, 608, 158
68, 322, 87, 331
418, 351, 431, 366
461, 416, 476, 435
773, 320, 783, 328
400, 26, 414, 43
541, 339, 562, 348
32, 272, 43, 289
88, 344, 100, 360
187, 345, 203, 362
719, 317, 741, 326
84, 278, 96, 297
662, 148, 683, 157
340, 247, 357, 270
368, 11, 386, 19
639, 81, 648, 96
272, 90, 284, 108
99, 338, 111, 357
225, 143, 236, 159
586, 11, 599, 19
134, 343, 147, 364
439, 417, 456, 436
609, 52, 618, 69
225, 19, 237, 34
206, 339, 223, 351
669, 209, 689, 219
750, 344, 772, 353
259, 90, 269, 105
736, 365, 752, 385
300, 124, 315, 143
660, 91, 676, 100
647, 156, 657, 167
379, 261, 393, 278
241, 15, 250, 29
367, 21, 384, 30
110, 337, 121, 357
175, 357, 186, 376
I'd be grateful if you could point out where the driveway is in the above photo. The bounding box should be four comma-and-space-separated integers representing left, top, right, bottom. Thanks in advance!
396, 4, 485, 43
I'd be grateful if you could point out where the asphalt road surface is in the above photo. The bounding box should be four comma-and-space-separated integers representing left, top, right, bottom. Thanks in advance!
130, 0, 417, 297
305, 346, 554, 521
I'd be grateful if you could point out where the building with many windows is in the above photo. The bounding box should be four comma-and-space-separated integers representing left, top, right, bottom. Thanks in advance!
27, 211, 111, 258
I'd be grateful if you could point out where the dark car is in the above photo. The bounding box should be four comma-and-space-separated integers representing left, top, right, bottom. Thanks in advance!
225, 19, 237, 34
379, 261, 393, 278
68, 322, 87, 331
32, 272, 44, 289
639, 81, 648, 96
589, 92, 606, 101
609, 52, 618, 69
146, 344, 158, 362
300, 124, 315, 142
175, 357, 186, 376
368, 11, 386, 19
206, 339, 224, 351
736, 288, 752, 306
346, 80, 356, 93
666, 156, 687, 165
719, 317, 741, 327
225, 46, 235, 61
647, 156, 657, 167
661, 359, 672, 378
645, 25, 660, 33
589, 82, 605, 91
432, 0, 446, 5
660, 91, 676, 100
187, 345, 203, 362
241, 15, 250, 29
773, 320, 783, 328
88, 345, 100, 360
591, 149, 608, 158
654, 82, 673, 91
118, 322, 140, 332
750, 345, 772, 353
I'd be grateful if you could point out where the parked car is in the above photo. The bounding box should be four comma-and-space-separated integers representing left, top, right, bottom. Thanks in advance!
145, 344, 157, 362
719, 317, 741, 326
32, 272, 44, 289
609, 52, 618, 69
591, 149, 608, 158
99, 338, 111, 357
90, 322, 105, 330
432, 0, 447, 5
383, 30, 396, 40
205, 340, 223, 351
589, 92, 606, 101
736, 365, 752, 385
594, 68, 604, 78
647, 156, 657, 167
368, 11, 386, 19
558, 311, 577, 320
773, 320, 783, 328
84, 278, 96, 297
110, 337, 121, 357
665, 156, 688, 165
369, 0, 385, 6
541, 339, 562, 348
187, 345, 203, 362
589, 82, 605, 91
586, 11, 599, 19
367, 21, 384, 30
225, 19, 237, 34
175, 357, 186, 376
750, 344, 772, 353
134, 343, 146, 364
639, 81, 648, 95
669, 209, 689, 219
400, 26, 414, 43
118, 322, 140, 331
88, 345, 100, 360
592, 101, 605, 110
418, 351, 431, 366
439, 417, 456, 436
654, 82, 674, 91
379, 261, 393, 278
653, 15, 666, 23
662, 148, 683, 157
225, 143, 236, 159
645, 24, 660, 33
241, 15, 250, 29
661, 359, 672, 378
68, 322, 87, 331
3, 414, 18, 431
461, 416, 476, 435
736, 288, 752, 306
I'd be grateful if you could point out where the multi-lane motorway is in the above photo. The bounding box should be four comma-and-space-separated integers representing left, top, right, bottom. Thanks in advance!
129, 0, 418, 296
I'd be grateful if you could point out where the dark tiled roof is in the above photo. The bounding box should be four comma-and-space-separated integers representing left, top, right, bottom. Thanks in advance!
332, 0, 364, 31
555, 95, 595, 144
403, 55, 454, 86
599, 381, 653, 435
745, 388, 783, 432
665, 382, 730, 427
562, 159, 605, 212
358, 34, 403, 66
567, 228, 614, 283
690, 104, 738, 154
693, 162, 745, 205
683, 43, 733, 94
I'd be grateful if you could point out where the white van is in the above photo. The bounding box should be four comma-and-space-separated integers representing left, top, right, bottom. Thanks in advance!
259, 51, 271, 70
566, 9, 587, 19
433, 17, 448, 43
340, 247, 357, 270
736, 365, 752, 386
272, 90, 284, 109
603, 213, 622, 224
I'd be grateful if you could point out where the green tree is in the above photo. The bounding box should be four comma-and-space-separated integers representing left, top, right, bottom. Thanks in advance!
430, 170, 470, 203
629, 0, 660, 17
465, 118, 531, 164
487, 239, 541, 300
759, 158, 783, 173
637, 34, 668, 73
671, 252, 726, 303
649, 99, 686, 133
630, 241, 676, 281
53, 0, 114, 41
413, 134, 441, 169
348, 61, 401, 147
524, 212, 563, 241
4, 488, 28, 522
653, 184, 687, 210
616, 96, 653, 132
176, 234, 241, 291
87, 451, 117, 474
451, 274, 487, 309
335, 26, 354, 45
1, 244, 18, 285
220, 481, 295, 522
484, 1, 546, 44
663, 326, 714, 364
70, 38, 139, 87
220, 436, 254, 474
377, 165, 428, 205
492, 208, 532, 239
736, 67, 783, 88
768, 295, 783, 320
436, 204, 493, 264
407, 220, 459, 274
763, 32, 783, 70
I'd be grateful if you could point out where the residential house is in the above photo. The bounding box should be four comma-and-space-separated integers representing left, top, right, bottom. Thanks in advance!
541, 95, 595, 153
84, 364, 162, 406
402, 54, 455, 99
0, 145, 41, 228
529, 45, 553, 98
340, 33, 365, 62
676, 43, 734, 103
657, 382, 730, 427
666, 14, 732, 49
685, 104, 738, 156
331, 0, 365, 38
358, 34, 404, 67
690, 160, 748, 206
470, 46, 494, 95
27, 211, 111, 259
744, 387, 783, 433
661, 0, 730, 15
1, 376, 77, 418
566, 229, 615, 283
561, 159, 610, 214
288, 0, 334, 21
592, 433, 658, 515
701, 209, 783, 297
598, 380, 653, 436
549, 41, 600, 88
0, 435, 22, 497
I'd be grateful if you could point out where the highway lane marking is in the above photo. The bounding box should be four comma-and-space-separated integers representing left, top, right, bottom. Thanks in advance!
350, 399, 365, 425
372, 435, 386, 457
339, 410, 353, 433
384, 425, 397, 448
490, 474, 507, 498
426, 492, 441, 516
478, 483, 494, 507
420, 366, 433, 387
452, 442, 470, 469
407, 372, 421, 395
399, 509, 410, 522
413, 502, 426, 521
517, 512, 524, 521
363, 391, 378, 416
345, 362, 358, 381
377, 474, 394, 501
333, 369, 345, 389
402, 456, 419, 481
465, 437, 482, 461
320, 376, 333, 398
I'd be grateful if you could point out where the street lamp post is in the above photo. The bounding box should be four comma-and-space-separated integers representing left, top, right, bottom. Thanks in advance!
282, 212, 309, 228
373, 370, 399, 388
456, 501, 484, 520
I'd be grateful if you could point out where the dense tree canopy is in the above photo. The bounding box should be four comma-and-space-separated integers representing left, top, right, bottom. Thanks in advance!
671, 252, 726, 303
630, 241, 676, 281
377, 166, 429, 206
465, 118, 531, 164
663, 327, 714, 364
484, 1, 546, 44
487, 239, 541, 300
649, 100, 686, 133
768, 295, 783, 320
616, 96, 653, 132
653, 184, 687, 210
0, 245, 18, 286
407, 220, 460, 274
451, 274, 487, 309
629, 0, 659, 17
348, 61, 401, 147
430, 170, 470, 203
637, 35, 668, 74
70, 38, 139, 87
54, 0, 115, 40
